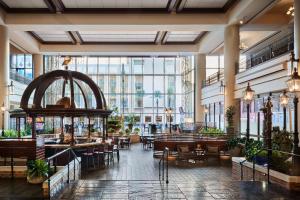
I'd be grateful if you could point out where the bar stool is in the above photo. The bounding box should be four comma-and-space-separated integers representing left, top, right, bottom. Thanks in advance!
104, 144, 114, 165
82, 147, 95, 170
94, 145, 105, 168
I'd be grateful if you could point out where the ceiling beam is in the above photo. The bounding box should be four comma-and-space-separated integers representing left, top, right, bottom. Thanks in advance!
39, 43, 198, 54
66, 31, 76, 44
43, 0, 56, 12
161, 31, 170, 44
52, 0, 65, 13
167, 0, 178, 12
193, 31, 208, 44
5, 13, 227, 32
176, 0, 187, 12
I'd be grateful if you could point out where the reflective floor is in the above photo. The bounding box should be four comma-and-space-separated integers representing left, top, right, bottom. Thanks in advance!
58, 180, 300, 200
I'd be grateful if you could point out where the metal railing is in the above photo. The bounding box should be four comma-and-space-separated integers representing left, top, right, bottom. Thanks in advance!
46, 148, 81, 200
158, 147, 169, 184
240, 147, 300, 183
202, 70, 224, 87
243, 33, 294, 70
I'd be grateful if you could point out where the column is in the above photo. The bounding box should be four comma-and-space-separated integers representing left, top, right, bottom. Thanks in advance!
224, 24, 240, 133
294, 0, 300, 60
294, 0, 300, 163
0, 25, 9, 131
33, 54, 43, 78
195, 54, 206, 123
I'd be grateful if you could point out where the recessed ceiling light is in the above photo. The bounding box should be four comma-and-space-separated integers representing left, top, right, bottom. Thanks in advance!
239, 20, 244, 25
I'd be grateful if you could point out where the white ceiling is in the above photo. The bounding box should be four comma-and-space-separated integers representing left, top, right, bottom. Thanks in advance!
78, 31, 157, 42
184, 0, 228, 8
2, 0, 47, 8
61, 0, 169, 8
35, 31, 71, 42
167, 31, 201, 42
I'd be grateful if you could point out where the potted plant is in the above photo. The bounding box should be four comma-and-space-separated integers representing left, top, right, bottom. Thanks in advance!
133, 127, 140, 135
226, 137, 242, 157
27, 159, 49, 184
126, 115, 136, 131
225, 106, 235, 135
125, 128, 131, 136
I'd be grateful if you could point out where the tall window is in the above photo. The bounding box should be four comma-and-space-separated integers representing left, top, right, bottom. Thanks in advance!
10, 54, 33, 82
44, 56, 195, 124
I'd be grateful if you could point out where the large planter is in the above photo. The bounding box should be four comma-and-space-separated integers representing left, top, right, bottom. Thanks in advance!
27, 175, 44, 184
228, 146, 241, 157
226, 127, 234, 135
130, 134, 140, 143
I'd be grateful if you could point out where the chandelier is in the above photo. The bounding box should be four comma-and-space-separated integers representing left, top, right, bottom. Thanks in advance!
287, 6, 294, 16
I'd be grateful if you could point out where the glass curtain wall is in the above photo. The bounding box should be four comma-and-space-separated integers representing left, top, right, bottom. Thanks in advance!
44, 56, 194, 125
240, 93, 293, 140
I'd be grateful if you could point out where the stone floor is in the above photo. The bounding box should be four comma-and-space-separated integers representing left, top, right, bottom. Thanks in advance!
82, 144, 232, 182
0, 179, 43, 200
58, 180, 300, 200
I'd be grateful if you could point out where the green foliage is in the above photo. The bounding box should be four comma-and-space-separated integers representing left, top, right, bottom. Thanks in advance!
200, 127, 224, 136
133, 127, 140, 134
126, 114, 136, 125
3, 129, 18, 138
244, 139, 263, 162
225, 106, 235, 128
125, 128, 131, 135
253, 150, 291, 174
154, 90, 161, 99
226, 137, 241, 150
272, 130, 292, 152
27, 159, 48, 178
107, 107, 122, 132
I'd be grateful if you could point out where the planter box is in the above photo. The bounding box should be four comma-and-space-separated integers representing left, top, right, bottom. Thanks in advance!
232, 157, 300, 191
130, 134, 140, 143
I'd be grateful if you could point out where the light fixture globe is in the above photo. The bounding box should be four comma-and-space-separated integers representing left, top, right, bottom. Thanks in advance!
1, 103, 5, 112
165, 107, 173, 115
280, 91, 289, 107
204, 106, 208, 114
243, 82, 255, 104
287, 68, 300, 93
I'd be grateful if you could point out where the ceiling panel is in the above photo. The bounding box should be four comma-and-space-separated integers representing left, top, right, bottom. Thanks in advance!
2, 0, 47, 8
78, 31, 157, 43
34, 31, 72, 42
184, 0, 228, 8
62, 0, 169, 9
166, 31, 202, 42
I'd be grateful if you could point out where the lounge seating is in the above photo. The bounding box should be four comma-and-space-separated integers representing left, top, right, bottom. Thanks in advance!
177, 145, 197, 162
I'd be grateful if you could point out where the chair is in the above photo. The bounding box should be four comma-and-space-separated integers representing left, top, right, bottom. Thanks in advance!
205, 146, 220, 163
104, 144, 114, 165
82, 147, 96, 169
142, 137, 151, 149
123, 137, 131, 149
177, 145, 197, 162
94, 145, 105, 168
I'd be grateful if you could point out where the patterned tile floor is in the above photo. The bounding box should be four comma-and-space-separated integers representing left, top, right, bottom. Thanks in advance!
82, 144, 232, 182
58, 180, 300, 200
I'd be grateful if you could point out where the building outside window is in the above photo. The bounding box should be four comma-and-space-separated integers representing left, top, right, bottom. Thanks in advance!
10, 54, 33, 83
44, 56, 195, 125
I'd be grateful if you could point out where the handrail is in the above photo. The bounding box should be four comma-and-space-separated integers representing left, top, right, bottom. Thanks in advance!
158, 147, 169, 184
46, 148, 81, 200
240, 147, 300, 183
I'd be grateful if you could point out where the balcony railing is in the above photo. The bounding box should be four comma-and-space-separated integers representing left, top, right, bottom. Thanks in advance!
10, 71, 32, 85
202, 69, 224, 87
243, 33, 294, 70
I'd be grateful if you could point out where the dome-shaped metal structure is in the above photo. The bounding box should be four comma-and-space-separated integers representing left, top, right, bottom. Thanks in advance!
21, 69, 107, 110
